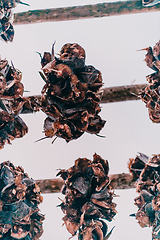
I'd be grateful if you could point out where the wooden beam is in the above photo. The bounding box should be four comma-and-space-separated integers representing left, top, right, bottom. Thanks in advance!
35, 178, 64, 194
13, 0, 160, 25
100, 83, 147, 103
21, 84, 146, 114
109, 173, 136, 189
35, 173, 136, 194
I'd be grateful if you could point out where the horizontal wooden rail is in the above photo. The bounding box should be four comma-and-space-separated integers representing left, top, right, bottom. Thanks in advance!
13, 0, 160, 25
21, 84, 146, 114
35, 173, 136, 194
100, 83, 147, 103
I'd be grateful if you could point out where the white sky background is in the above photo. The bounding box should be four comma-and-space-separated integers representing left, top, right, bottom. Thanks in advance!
0, 0, 160, 240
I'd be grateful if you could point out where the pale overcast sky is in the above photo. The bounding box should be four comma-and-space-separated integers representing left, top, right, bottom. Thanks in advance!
0, 1, 160, 240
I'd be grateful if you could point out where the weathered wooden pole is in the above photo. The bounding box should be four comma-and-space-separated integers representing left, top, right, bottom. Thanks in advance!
35, 173, 136, 194
14, 0, 160, 25
100, 83, 147, 103
21, 84, 146, 114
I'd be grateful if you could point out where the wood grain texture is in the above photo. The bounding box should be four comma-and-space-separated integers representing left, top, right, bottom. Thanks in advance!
13, 0, 160, 25
21, 84, 146, 114
100, 84, 147, 103
35, 173, 136, 194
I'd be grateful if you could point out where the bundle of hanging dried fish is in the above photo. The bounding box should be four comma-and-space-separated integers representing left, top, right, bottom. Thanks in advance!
128, 153, 160, 240
38, 43, 106, 142
0, 161, 45, 239
0, 58, 28, 149
140, 40, 160, 123
57, 153, 116, 240
0, 0, 29, 42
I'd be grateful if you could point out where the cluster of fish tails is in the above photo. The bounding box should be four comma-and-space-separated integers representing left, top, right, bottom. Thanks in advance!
0, 161, 44, 239
140, 40, 160, 123
128, 152, 160, 240
57, 153, 117, 240
38, 42, 106, 142
0, 58, 30, 149
0, 0, 29, 42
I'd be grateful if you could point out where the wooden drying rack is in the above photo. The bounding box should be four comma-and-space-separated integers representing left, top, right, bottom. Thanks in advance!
14, 0, 156, 193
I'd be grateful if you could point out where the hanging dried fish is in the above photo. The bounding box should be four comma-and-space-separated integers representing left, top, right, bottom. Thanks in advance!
129, 153, 160, 240
57, 153, 116, 239
0, 161, 45, 239
0, 0, 29, 42
139, 40, 160, 123
37, 43, 106, 142
0, 57, 29, 149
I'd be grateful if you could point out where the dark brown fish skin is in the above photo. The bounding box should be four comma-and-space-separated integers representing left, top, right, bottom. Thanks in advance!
41, 52, 52, 68
39, 43, 106, 142
128, 156, 146, 180
57, 154, 116, 239
153, 40, 160, 61
59, 43, 86, 70
144, 47, 158, 72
